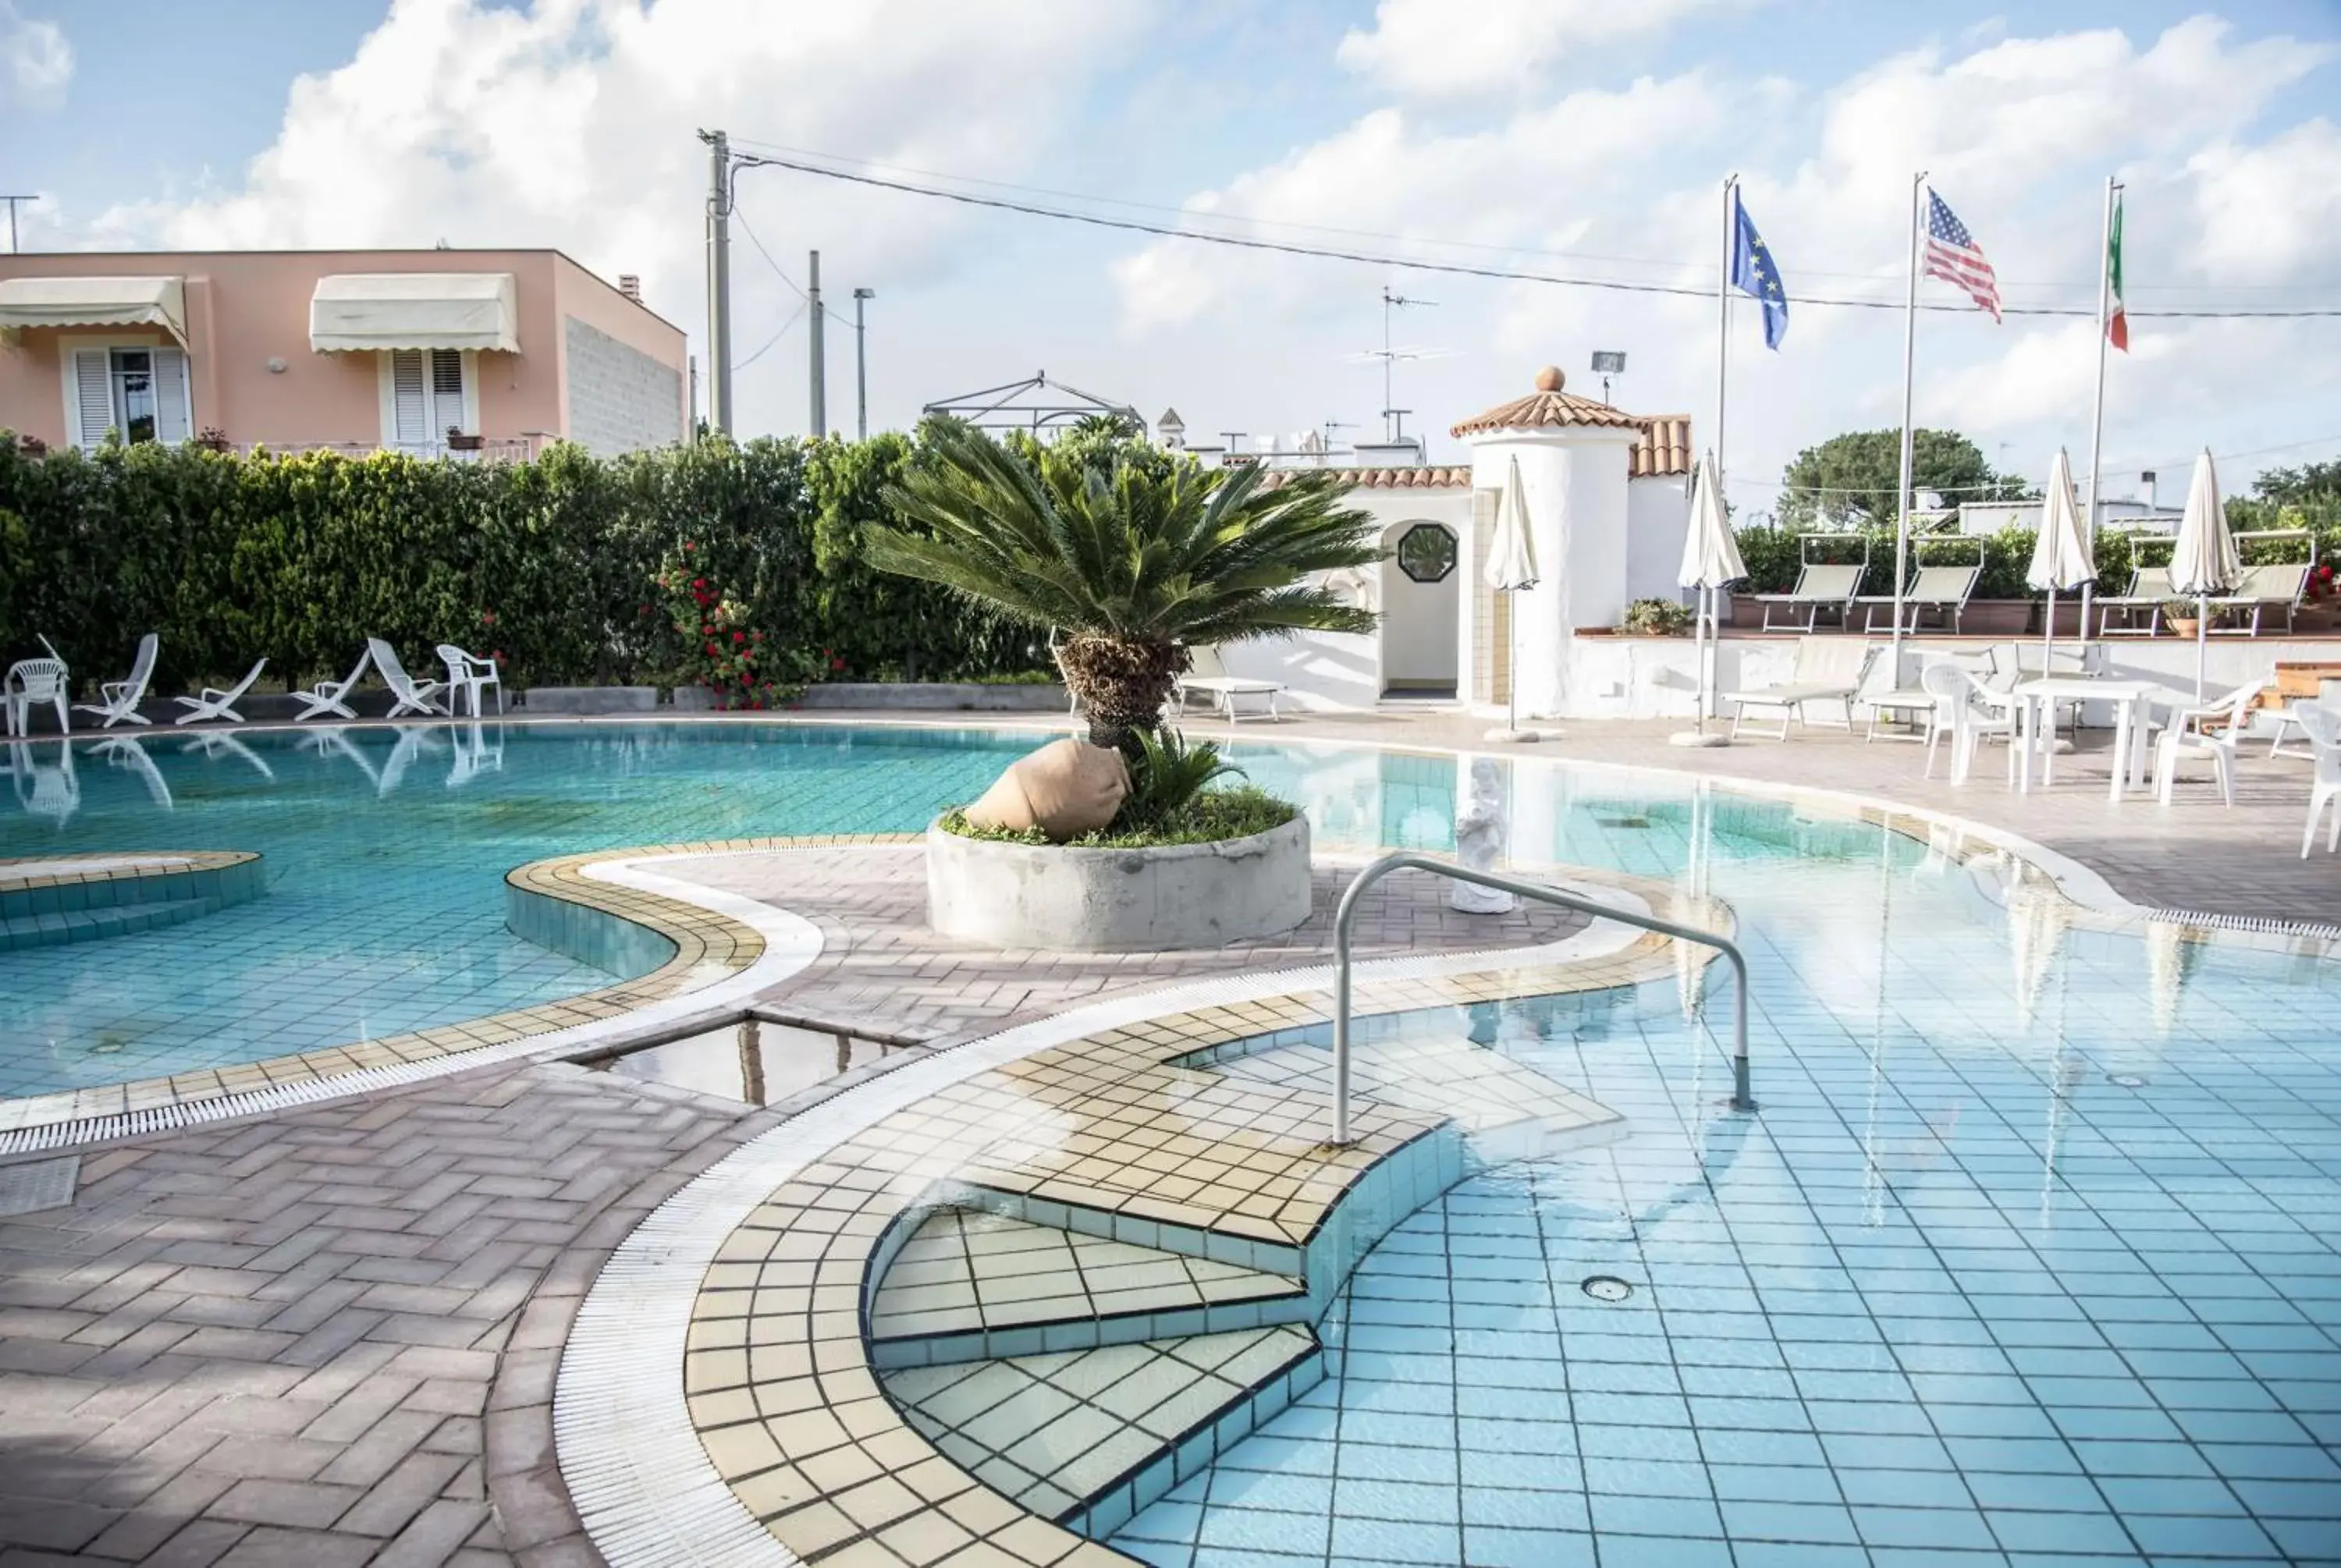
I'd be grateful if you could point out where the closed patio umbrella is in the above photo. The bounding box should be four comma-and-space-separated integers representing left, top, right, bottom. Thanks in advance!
1672, 450, 1746, 747
2027, 448, 2094, 664
2170, 449, 2239, 699
1486, 453, 1540, 742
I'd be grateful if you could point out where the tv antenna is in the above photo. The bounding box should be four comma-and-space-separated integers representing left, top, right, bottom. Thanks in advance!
1321, 417, 1356, 453
1374, 286, 1435, 445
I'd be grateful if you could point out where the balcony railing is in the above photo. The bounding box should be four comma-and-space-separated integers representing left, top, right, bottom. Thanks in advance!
233, 435, 550, 463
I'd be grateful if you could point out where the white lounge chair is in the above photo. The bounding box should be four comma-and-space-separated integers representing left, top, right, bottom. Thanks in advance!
2155, 679, 2265, 807
1856, 563, 1984, 634
172, 658, 268, 725
88, 734, 172, 807
1724, 637, 1877, 740
293, 648, 373, 722
2291, 704, 2341, 857
377, 725, 442, 796
4, 655, 69, 737
367, 639, 447, 718
437, 644, 503, 717
2095, 564, 2178, 637
295, 725, 382, 788
2209, 562, 2312, 637
1175, 645, 1285, 722
1752, 562, 1865, 633
73, 633, 158, 729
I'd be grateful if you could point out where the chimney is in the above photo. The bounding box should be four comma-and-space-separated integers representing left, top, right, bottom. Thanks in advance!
617, 274, 642, 303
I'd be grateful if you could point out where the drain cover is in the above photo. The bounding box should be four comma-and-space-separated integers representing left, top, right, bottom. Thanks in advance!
2108, 1073, 2148, 1089
1595, 815, 1652, 830
1581, 1275, 1634, 1303
0, 1155, 80, 1218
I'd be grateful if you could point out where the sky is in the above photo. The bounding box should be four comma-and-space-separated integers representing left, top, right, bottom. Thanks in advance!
5, 0, 2339, 513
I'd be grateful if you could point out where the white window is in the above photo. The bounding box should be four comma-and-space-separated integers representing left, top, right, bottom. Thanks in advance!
64, 344, 194, 451
378, 347, 477, 454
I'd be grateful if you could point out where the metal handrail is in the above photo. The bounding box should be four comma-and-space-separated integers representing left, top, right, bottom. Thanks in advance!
1329, 853, 1756, 1144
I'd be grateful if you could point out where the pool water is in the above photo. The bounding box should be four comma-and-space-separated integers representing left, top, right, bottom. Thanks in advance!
1108, 787, 2341, 1566
0, 724, 1032, 1097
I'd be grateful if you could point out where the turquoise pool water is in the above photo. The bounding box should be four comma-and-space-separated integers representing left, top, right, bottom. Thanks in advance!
1107, 786, 2341, 1567
0, 724, 1035, 1098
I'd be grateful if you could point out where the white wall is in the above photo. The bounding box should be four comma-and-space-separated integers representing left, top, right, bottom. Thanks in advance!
1378, 517, 1461, 690
1626, 474, 1693, 606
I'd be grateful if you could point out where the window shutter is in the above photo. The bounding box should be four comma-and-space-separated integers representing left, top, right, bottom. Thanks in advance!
153, 347, 193, 444
70, 349, 113, 450
428, 349, 466, 438
389, 349, 427, 446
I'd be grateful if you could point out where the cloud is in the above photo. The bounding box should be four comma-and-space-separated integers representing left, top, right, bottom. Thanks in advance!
1110, 73, 1730, 331
79, 0, 1149, 435
0, 1, 70, 111
1108, 14, 2341, 501
1335, 0, 1737, 98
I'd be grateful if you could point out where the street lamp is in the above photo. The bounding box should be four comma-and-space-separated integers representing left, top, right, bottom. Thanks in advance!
852, 288, 875, 440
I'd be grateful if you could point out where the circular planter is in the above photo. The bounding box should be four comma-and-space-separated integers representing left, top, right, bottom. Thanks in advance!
925, 814, 1311, 953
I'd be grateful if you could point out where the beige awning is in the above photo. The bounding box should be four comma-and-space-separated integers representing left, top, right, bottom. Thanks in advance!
0, 275, 187, 344
309, 272, 518, 353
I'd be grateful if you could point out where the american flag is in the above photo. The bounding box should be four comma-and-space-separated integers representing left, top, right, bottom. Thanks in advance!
1923, 190, 2001, 322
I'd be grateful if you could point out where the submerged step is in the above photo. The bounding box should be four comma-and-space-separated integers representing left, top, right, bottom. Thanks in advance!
868, 1207, 1305, 1368
880, 1322, 1320, 1541
0, 895, 222, 951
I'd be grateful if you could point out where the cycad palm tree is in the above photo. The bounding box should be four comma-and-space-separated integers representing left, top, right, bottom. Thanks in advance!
872, 420, 1380, 750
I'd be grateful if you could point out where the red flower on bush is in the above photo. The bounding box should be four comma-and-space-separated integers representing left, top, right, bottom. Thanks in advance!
705, 641, 720, 655
830, 656, 845, 672
492, 651, 506, 665
480, 609, 497, 628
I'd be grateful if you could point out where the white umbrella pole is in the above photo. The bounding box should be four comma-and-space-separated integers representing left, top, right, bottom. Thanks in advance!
2044, 587, 2058, 662
2195, 594, 2208, 701
1506, 591, 1519, 736
1695, 588, 1710, 734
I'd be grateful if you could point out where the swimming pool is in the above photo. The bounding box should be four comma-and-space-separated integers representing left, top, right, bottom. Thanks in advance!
0, 723, 1039, 1098
1096, 788, 2341, 1566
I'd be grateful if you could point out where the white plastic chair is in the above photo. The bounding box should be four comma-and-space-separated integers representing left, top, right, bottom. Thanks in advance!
367, 639, 447, 718
293, 648, 373, 722
436, 644, 503, 718
73, 633, 158, 729
1945, 668, 2020, 786
2290, 704, 2341, 857
1916, 662, 1966, 779
172, 658, 268, 725
4, 657, 69, 737
2154, 679, 2263, 807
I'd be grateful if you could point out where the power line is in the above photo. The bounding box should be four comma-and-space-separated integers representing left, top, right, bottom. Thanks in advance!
730, 151, 2341, 321
733, 204, 857, 331
734, 303, 805, 370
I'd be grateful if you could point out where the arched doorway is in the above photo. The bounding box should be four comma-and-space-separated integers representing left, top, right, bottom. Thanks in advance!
1380, 519, 1460, 699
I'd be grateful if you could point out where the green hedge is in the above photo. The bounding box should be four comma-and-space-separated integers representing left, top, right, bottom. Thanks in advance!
0, 433, 1048, 694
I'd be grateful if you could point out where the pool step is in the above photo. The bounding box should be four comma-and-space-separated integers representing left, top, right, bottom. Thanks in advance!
882, 1321, 1322, 1543
0, 896, 223, 952
867, 1206, 1306, 1369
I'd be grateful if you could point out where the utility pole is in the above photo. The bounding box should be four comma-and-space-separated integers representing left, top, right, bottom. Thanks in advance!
695, 130, 733, 435
851, 287, 874, 440
2, 195, 37, 254
808, 250, 826, 438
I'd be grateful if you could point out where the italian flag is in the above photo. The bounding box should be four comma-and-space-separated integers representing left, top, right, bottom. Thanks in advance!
2106, 191, 2128, 351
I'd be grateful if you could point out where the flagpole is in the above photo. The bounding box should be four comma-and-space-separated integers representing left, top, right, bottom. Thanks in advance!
1892, 172, 1926, 676
2080, 175, 2119, 654
1713, 172, 1735, 725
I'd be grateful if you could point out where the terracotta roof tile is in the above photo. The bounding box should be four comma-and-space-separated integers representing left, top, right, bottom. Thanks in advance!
1632, 415, 1693, 478
1450, 367, 1646, 437
1259, 466, 1469, 491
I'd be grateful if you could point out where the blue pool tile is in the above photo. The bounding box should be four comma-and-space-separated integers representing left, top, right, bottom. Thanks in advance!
1196, 1505, 1330, 1556
1984, 1507, 2139, 1554
1458, 1485, 1588, 1533
1458, 1526, 1595, 1568
1716, 1498, 1863, 1544
2119, 1509, 2280, 1557
1853, 1505, 2000, 1550
1332, 1478, 1457, 1523
1328, 1514, 1460, 1564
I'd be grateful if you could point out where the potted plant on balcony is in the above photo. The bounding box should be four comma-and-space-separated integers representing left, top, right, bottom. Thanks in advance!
445, 427, 485, 453
869, 419, 1381, 951
2162, 598, 2201, 637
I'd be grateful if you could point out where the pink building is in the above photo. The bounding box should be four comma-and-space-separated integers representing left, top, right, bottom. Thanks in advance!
0, 249, 687, 459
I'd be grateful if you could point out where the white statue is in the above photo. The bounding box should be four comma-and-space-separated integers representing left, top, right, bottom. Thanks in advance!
1449, 757, 1515, 913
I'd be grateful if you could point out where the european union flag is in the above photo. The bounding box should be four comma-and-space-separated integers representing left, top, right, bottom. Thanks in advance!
1731, 191, 1789, 350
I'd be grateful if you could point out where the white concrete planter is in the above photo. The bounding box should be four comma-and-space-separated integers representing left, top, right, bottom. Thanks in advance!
926, 814, 1311, 953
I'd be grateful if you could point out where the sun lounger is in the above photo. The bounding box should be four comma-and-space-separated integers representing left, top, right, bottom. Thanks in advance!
1175, 644, 1284, 722
1725, 637, 1878, 740
2096, 564, 2179, 637
72, 633, 158, 729
1854, 563, 1983, 634
293, 647, 373, 721
367, 639, 448, 718
2210, 562, 2311, 636
172, 658, 268, 725
1750, 562, 1864, 633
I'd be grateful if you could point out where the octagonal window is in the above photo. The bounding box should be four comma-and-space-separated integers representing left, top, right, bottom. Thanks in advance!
1396, 523, 1458, 584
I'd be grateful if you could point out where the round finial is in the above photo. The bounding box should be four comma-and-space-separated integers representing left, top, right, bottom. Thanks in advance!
1534, 365, 1564, 392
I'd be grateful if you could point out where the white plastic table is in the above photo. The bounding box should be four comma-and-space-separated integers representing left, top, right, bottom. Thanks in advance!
2011, 676, 2162, 800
